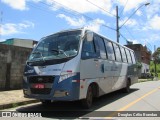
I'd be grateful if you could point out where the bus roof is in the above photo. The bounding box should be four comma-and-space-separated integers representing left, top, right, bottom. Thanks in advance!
42, 27, 134, 52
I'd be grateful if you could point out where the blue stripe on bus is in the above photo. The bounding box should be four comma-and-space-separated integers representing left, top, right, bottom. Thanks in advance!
52, 73, 80, 101
24, 72, 80, 101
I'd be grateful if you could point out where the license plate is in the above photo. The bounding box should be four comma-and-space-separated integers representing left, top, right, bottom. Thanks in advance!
33, 84, 45, 89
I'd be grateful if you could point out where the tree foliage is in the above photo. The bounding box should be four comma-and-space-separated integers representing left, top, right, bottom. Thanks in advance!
153, 47, 160, 63
150, 61, 160, 72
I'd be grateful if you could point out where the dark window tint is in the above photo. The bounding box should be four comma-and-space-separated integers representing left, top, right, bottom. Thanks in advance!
104, 40, 115, 61
120, 47, 127, 62
113, 43, 122, 62
81, 39, 96, 59
95, 36, 107, 59
130, 51, 136, 64
125, 49, 132, 63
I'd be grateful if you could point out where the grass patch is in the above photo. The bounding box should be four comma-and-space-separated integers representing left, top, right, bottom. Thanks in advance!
10, 100, 39, 109
138, 78, 159, 83
12, 103, 18, 108
138, 79, 152, 83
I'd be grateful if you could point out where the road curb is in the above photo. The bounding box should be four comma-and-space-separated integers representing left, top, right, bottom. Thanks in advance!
0, 100, 39, 110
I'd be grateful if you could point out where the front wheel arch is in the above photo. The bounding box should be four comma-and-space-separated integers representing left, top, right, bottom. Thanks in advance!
81, 85, 93, 109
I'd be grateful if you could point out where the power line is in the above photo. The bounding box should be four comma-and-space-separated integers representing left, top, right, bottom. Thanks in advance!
27, 2, 57, 16
119, 32, 128, 42
119, 3, 150, 29
123, 26, 135, 40
122, 26, 143, 43
29, 1, 84, 20
122, 26, 152, 51
29, 1, 115, 30
28, 2, 81, 20
123, 26, 152, 47
44, 0, 92, 21
86, 0, 116, 17
27, 1, 116, 31
52, 0, 115, 30
40, 0, 116, 31
119, 0, 128, 17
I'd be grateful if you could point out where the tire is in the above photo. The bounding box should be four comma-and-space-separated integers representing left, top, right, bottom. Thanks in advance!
123, 80, 131, 93
81, 86, 93, 109
41, 100, 51, 105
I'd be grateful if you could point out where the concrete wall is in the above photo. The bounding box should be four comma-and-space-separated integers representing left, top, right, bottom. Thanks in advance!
0, 44, 32, 90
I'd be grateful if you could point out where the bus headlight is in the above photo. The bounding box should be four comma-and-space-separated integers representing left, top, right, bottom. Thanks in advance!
59, 72, 76, 83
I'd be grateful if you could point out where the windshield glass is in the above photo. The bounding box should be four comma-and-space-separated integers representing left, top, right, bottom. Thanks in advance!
28, 30, 81, 61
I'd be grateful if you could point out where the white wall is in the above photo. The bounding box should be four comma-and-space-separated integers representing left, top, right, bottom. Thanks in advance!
14, 39, 34, 48
141, 62, 149, 73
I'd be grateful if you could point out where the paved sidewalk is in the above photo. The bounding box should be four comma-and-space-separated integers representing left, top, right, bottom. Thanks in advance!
0, 90, 39, 110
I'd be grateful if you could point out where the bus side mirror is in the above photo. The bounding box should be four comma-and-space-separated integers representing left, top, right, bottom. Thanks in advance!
86, 32, 93, 42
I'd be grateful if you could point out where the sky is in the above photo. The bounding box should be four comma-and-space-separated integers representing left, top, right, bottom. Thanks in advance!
0, 0, 160, 52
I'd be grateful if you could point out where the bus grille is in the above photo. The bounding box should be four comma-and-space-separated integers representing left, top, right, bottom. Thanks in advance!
28, 76, 54, 83
30, 88, 51, 94
28, 76, 54, 94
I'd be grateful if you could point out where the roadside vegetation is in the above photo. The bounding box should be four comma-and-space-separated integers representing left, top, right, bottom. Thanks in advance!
138, 79, 153, 83
150, 61, 160, 79
138, 61, 160, 83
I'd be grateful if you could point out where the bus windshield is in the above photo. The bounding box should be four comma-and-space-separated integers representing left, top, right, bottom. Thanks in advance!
28, 30, 81, 62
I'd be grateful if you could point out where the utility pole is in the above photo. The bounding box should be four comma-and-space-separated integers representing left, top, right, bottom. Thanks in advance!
154, 45, 157, 77
116, 3, 150, 43
116, 6, 119, 43
0, 11, 2, 41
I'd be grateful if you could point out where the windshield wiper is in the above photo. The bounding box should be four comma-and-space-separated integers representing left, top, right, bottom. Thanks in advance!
26, 51, 46, 66
31, 51, 45, 62
51, 49, 69, 57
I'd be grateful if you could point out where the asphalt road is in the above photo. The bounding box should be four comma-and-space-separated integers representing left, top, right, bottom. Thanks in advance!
1, 81, 160, 120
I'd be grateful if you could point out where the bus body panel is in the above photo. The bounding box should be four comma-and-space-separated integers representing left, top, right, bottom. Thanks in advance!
24, 74, 80, 101
24, 63, 65, 76
79, 59, 100, 99
23, 51, 82, 101
112, 62, 128, 91
23, 28, 138, 104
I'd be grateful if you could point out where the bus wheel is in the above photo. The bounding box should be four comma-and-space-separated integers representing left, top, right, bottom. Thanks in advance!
81, 86, 93, 109
123, 80, 131, 93
41, 100, 51, 105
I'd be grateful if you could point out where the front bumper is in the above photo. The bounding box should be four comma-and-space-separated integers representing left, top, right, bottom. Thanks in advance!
23, 74, 80, 101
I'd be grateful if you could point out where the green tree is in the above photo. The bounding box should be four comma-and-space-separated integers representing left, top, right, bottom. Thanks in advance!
153, 47, 160, 64
151, 68, 154, 73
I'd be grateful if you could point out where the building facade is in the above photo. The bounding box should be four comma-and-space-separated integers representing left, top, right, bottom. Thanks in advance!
0, 38, 38, 48
0, 38, 38, 90
125, 44, 151, 78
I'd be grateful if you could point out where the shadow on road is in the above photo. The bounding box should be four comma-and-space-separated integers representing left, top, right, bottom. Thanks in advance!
16, 88, 139, 118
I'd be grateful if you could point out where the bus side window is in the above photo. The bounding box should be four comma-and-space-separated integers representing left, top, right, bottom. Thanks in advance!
95, 36, 107, 59
104, 40, 115, 61
130, 51, 136, 64
125, 49, 132, 63
113, 43, 122, 62
120, 47, 127, 63
81, 39, 96, 59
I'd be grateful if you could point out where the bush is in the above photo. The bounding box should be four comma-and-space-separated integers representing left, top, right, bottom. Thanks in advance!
136, 62, 142, 69
151, 68, 154, 73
